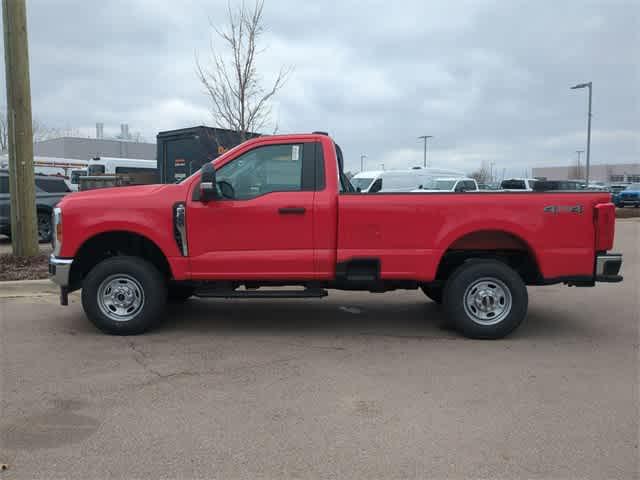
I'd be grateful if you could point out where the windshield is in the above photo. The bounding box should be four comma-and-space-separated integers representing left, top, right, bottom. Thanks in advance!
626, 184, 640, 190
434, 180, 456, 190
351, 177, 375, 191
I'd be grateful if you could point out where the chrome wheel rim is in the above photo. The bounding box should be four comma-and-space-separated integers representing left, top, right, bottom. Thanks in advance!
463, 277, 512, 326
97, 274, 145, 322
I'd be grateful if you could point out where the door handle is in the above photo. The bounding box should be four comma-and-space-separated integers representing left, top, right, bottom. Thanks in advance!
278, 207, 306, 215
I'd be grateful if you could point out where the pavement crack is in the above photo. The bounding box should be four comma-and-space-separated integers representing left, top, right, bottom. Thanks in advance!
134, 355, 301, 388
126, 340, 163, 378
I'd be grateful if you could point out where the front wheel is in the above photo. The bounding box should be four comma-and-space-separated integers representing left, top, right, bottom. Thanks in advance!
443, 260, 528, 339
81, 256, 167, 335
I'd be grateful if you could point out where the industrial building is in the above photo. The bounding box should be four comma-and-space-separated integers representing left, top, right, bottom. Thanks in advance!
32, 124, 155, 161
532, 163, 640, 184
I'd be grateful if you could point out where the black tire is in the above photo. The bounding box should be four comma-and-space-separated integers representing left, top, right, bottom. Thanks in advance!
167, 283, 194, 303
443, 260, 528, 339
37, 211, 52, 243
81, 256, 167, 335
420, 285, 443, 304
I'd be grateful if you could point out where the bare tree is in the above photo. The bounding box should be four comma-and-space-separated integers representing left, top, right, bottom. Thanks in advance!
468, 163, 492, 185
31, 118, 56, 142
0, 113, 8, 152
0, 110, 58, 152
196, 0, 291, 140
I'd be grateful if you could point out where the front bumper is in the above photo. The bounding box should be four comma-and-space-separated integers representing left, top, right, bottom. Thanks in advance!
595, 253, 623, 282
49, 255, 72, 286
49, 255, 73, 306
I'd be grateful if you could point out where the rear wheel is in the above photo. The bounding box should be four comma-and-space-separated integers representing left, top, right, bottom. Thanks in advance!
443, 260, 528, 339
81, 256, 166, 335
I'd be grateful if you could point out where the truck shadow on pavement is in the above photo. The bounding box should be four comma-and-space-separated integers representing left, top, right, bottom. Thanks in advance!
142, 295, 598, 341
157, 297, 454, 339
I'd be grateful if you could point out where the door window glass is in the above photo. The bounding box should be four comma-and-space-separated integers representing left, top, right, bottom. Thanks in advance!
216, 144, 303, 200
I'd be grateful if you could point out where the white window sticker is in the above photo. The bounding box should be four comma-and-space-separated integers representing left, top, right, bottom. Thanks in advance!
291, 145, 300, 161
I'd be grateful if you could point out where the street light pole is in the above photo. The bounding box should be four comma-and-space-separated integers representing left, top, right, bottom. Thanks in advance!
571, 82, 593, 185
360, 154, 367, 172
418, 135, 433, 168
575, 150, 584, 179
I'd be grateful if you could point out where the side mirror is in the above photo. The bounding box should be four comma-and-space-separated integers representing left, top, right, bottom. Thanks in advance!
200, 163, 217, 202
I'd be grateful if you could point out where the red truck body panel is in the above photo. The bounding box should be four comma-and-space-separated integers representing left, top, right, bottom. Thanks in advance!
57, 133, 616, 285
337, 192, 611, 280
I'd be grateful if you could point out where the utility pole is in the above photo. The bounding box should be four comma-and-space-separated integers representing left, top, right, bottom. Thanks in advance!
418, 135, 433, 168
570, 82, 593, 186
2, 0, 38, 256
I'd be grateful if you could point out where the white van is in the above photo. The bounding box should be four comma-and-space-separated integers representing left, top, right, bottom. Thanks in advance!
351, 168, 465, 193
0, 154, 88, 191
412, 177, 479, 193
69, 168, 88, 191
86, 157, 157, 176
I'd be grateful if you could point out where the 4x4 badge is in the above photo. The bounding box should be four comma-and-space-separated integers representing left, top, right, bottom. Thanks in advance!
544, 205, 583, 214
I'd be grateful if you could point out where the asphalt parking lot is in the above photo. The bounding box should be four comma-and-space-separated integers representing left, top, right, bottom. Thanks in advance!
0, 220, 638, 479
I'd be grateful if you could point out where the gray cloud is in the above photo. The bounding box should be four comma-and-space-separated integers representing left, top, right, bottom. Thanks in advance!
2, 0, 638, 176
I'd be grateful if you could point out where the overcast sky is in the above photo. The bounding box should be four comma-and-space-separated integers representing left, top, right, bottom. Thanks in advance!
2, 0, 638, 176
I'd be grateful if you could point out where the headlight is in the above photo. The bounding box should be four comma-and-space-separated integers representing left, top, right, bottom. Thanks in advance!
52, 207, 62, 256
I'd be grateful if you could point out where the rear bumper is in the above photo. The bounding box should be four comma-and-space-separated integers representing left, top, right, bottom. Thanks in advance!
595, 253, 623, 282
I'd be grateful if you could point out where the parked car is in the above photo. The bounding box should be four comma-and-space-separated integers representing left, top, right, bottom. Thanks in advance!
500, 178, 539, 191
615, 183, 640, 208
412, 177, 479, 192
351, 167, 465, 193
0, 169, 71, 242
531, 180, 584, 191
49, 133, 622, 340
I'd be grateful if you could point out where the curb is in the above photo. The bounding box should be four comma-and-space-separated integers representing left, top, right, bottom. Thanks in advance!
0, 279, 58, 298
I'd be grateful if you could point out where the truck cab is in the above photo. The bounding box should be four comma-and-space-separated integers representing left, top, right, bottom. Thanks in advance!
50, 133, 623, 339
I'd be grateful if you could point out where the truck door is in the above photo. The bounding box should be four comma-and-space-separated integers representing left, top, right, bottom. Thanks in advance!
187, 141, 320, 279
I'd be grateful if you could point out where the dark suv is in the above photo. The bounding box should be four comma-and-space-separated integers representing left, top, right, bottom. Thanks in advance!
0, 169, 71, 242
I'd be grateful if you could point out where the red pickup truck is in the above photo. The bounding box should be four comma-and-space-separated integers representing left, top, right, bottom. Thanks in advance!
49, 133, 622, 339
